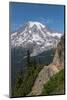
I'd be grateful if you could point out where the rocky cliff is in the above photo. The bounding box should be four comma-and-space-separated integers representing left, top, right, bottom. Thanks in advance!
53, 36, 64, 69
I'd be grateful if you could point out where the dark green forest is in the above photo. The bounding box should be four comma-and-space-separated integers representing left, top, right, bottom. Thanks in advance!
12, 50, 44, 97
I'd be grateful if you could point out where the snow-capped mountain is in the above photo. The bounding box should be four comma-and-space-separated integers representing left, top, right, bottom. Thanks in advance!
11, 21, 62, 56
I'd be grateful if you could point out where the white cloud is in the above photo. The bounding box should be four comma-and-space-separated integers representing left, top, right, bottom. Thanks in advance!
40, 17, 52, 25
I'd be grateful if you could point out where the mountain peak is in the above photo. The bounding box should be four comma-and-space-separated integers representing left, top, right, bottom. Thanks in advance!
27, 21, 46, 29
11, 21, 62, 55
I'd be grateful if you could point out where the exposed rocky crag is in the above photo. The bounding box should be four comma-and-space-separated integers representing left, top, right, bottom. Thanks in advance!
53, 36, 64, 69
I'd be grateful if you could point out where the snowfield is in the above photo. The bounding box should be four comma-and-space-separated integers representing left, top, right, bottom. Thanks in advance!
11, 21, 62, 56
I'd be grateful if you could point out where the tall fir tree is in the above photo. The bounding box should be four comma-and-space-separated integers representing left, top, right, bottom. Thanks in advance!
27, 50, 30, 67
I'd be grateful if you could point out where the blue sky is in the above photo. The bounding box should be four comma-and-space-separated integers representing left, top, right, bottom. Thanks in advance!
10, 2, 65, 33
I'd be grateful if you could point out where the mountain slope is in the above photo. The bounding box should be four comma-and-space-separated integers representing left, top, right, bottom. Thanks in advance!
11, 21, 62, 56
27, 64, 59, 96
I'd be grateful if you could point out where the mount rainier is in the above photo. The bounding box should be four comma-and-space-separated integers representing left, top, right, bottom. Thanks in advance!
11, 21, 62, 56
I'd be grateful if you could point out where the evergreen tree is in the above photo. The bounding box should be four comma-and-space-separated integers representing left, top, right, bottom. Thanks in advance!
27, 50, 30, 68
33, 57, 37, 69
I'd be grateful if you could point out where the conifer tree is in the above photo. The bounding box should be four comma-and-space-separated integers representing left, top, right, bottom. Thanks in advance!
27, 50, 31, 68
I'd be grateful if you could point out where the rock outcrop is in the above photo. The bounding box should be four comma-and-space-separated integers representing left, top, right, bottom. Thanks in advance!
53, 36, 64, 69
